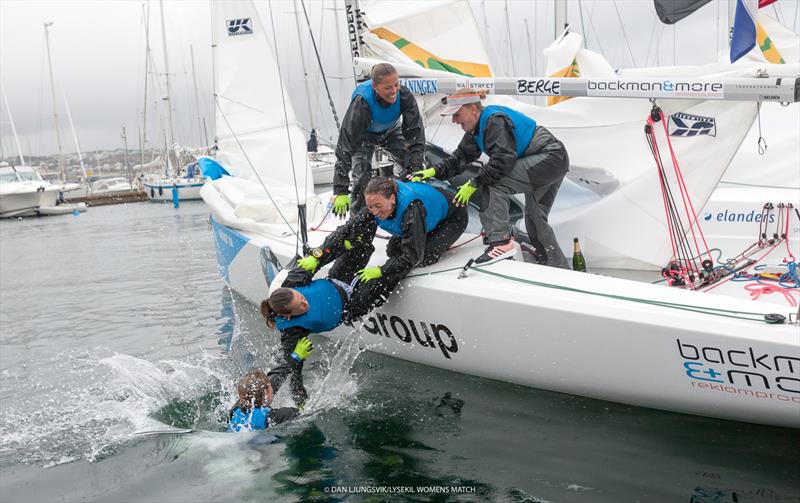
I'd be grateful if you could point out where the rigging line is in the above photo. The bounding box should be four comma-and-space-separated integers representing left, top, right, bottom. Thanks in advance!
584, 0, 607, 60
504, 0, 517, 75
469, 267, 772, 322
578, 0, 587, 49
214, 97, 299, 239
643, 11, 658, 67
215, 94, 267, 115
300, 0, 341, 130
612, 0, 637, 68
266, 0, 301, 207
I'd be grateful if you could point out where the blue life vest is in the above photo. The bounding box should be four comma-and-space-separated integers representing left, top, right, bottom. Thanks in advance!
274, 279, 343, 333
228, 406, 270, 432
374, 181, 449, 236
352, 80, 401, 133
475, 105, 537, 158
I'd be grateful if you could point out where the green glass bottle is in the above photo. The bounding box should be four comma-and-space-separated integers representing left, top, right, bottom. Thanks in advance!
572, 237, 587, 272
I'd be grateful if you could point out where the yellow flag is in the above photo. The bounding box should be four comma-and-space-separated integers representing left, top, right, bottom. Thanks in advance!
756, 21, 785, 64
371, 27, 492, 77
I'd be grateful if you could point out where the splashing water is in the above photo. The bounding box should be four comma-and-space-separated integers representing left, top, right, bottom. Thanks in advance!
296, 329, 365, 415
0, 350, 235, 467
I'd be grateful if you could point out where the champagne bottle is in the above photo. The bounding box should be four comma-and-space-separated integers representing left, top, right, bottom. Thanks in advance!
572, 237, 587, 272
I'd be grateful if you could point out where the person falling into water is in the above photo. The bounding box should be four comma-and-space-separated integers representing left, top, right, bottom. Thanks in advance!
331, 62, 426, 217
227, 369, 302, 432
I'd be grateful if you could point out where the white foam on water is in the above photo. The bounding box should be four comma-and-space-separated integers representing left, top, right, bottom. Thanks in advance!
0, 348, 234, 467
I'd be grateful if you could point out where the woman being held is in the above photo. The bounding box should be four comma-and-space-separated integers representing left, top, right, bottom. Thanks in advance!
261, 176, 468, 405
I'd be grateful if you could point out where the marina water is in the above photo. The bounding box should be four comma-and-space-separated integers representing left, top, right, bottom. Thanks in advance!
1, 202, 798, 502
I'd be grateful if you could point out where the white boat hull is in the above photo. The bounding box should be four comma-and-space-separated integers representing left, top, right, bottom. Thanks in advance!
209, 216, 800, 428
38, 202, 87, 215
144, 179, 205, 201
0, 189, 41, 218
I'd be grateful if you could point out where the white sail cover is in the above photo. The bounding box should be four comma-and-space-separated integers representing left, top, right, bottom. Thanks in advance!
212, 0, 312, 190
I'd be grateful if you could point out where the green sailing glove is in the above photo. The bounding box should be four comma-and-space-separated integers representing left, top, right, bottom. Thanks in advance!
357, 266, 383, 283
453, 179, 477, 207
332, 194, 350, 218
297, 255, 319, 273
291, 337, 314, 362
409, 167, 436, 182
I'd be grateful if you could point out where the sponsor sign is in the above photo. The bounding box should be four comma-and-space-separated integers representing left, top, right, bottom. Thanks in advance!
363, 311, 458, 359
669, 112, 717, 137
400, 79, 438, 95
227, 18, 253, 37
516, 79, 561, 95
677, 339, 800, 404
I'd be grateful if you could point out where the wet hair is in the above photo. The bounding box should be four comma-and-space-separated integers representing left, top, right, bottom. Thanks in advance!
236, 370, 270, 411
364, 177, 397, 200
452, 87, 488, 110
371, 63, 398, 84
260, 288, 295, 329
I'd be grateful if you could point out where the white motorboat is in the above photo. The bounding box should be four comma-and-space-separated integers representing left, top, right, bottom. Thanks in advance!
201, 1, 799, 428
91, 177, 134, 195
0, 164, 45, 217
0, 163, 79, 218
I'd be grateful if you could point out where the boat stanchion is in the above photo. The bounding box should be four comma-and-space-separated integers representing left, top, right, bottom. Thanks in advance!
458, 258, 475, 279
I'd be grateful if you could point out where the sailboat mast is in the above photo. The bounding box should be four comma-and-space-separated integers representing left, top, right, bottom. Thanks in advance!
210, 0, 217, 147
504, 0, 517, 75
554, 0, 568, 40
43, 22, 65, 181
190, 44, 206, 146
301, 0, 340, 129
293, 0, 316, 132
524, 18, 534, 75
141, 2, 151, 171
1, 86, 26, 165
158, 0, 176, 158
61, 88, 87, 182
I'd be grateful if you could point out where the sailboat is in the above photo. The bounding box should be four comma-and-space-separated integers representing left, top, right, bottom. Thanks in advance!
139, 0, 206, 202
201, 0, 799, 428
0, 45, 86, 219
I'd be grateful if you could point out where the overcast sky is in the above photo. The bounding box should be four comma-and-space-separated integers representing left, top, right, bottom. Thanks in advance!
1, 0, 798, 159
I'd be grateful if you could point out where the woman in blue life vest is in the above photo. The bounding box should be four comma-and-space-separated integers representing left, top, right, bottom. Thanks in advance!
296, 176, 468, 304
228, 369, 300, 432
412, 88, 571, 268
330, 62, 426, 217
261, 178, 468, 405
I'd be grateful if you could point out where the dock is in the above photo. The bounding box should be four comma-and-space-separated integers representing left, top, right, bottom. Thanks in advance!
66, 191, 149, 207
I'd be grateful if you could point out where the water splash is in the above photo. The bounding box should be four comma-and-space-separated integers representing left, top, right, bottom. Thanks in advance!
0, 349, 233, 467
297, 329, 365, 415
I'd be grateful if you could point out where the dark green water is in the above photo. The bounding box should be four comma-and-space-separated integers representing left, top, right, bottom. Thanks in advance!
1, 202, 798, 503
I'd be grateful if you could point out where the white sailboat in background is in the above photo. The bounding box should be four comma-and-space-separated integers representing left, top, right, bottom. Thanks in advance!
0, 26, 87, 219
0, 85, 47, 217
201, 0, 799, 428
140, 0, 205, 202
